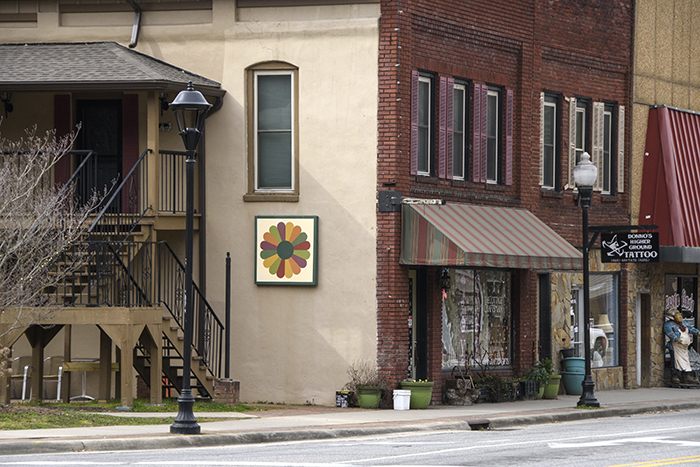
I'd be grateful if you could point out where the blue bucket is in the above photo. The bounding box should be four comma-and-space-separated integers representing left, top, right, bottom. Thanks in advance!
561, 357, 585, 374
561, 371, 584, 395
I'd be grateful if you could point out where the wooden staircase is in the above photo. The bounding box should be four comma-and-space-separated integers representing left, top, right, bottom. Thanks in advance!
49, 148, 223, 400
133, 310, 216, 398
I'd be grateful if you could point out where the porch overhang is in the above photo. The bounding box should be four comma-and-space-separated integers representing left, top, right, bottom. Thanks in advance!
0, 42, 224, 96
400, 203, 582, 270
639, 106, 700, 258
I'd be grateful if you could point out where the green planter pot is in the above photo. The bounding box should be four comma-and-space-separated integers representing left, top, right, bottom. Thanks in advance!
400, 381, 434, 409
542, 375, 561, 399
356, 385, 382, 409
536, 384, 545, 400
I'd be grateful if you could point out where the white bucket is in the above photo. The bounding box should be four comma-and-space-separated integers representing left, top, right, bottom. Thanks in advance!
393, 389, 411, 410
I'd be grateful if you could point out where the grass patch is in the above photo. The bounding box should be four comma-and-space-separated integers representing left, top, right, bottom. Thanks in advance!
36, 398, 265, 413
1, 398, 269, 430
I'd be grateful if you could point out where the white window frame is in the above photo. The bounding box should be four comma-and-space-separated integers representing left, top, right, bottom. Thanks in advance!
602, 106, 613, 194
486, 88, 500, 184
452, 83, 467, 180
541, 94, 558, 190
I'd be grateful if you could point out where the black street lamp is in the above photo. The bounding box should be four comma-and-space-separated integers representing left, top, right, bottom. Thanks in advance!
573, 152, 600, 408
169, 81, 212, 434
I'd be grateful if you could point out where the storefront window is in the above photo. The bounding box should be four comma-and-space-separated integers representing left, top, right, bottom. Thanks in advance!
665, 275, 697, 324
442, 269, 512, 370
571, 273, 619, 367
589, 273, 619, 367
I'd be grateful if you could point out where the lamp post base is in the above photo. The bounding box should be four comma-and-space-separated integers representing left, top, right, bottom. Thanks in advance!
577, 376, 600, 408
170, 390, 200, 434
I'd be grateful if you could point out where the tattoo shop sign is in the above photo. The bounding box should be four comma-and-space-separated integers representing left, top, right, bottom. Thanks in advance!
601, 232, 659, 263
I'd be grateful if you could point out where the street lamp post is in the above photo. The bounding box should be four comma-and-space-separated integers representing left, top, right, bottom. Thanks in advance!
169, 82, 212, 434
573, 152, 600, 408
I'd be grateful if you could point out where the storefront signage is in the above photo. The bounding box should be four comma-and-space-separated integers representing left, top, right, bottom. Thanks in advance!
601, 232, 659, 263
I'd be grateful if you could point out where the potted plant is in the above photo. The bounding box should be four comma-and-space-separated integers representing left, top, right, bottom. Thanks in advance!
535, 358, 561, 399
343, 360, 388, 409
524, 363, 549, 400
400, 379, 434, 409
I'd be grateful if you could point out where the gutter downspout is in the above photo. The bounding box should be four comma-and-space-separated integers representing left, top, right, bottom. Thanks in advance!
198, 94, 224, 296
126, 0, 142, 48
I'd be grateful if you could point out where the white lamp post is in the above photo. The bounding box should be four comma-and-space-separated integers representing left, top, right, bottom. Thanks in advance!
572, 152, 600, 408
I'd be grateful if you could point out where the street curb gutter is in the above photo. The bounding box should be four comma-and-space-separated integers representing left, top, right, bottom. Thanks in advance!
2, 401, 700, 456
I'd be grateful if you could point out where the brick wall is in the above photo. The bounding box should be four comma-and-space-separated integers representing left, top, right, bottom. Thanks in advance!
377, 0, 633, 398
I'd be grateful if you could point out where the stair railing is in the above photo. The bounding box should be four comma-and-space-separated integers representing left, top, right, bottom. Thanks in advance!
157, 241, 223, 380
56, 240, 223, 381
88, 149, 151, 242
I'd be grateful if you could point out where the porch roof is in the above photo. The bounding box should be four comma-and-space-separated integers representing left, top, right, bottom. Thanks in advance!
0, 42, 224, 96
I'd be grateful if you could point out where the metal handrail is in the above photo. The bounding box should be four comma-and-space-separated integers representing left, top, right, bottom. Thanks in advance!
54, 240, 223, 381
88, 148, 151, 239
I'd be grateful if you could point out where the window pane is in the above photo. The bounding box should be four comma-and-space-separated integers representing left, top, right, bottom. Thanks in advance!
258, 75, 292, 131
418, 79, 431, 174
442, 269, 512, 370
603, 112, 611, 193
258, 132, 292, 188
543, 105, 555, 188
453, 87, 465, 178
589, 274, 618, 367
487, 92, 498, 182
575, 108, 585, 164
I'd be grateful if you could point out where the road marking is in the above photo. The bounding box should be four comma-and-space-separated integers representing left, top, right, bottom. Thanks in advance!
551, 436, 700, 448
609, 454, 700, 466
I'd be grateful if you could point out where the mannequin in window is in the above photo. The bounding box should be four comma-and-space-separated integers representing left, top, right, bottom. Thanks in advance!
664, 308, 699, 385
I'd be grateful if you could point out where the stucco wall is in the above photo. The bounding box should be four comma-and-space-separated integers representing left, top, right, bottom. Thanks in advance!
0, 1, 380, 406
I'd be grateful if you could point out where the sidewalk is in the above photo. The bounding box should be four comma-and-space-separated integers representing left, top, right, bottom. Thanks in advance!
1, 387, 699, 455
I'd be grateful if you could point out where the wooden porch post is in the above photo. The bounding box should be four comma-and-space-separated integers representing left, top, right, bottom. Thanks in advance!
99, 328, 112, 402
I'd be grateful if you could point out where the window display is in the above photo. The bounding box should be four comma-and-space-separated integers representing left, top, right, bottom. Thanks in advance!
442, 269, 512, 369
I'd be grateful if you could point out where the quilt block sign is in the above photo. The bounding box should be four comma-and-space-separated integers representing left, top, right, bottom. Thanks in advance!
255, 216, 318, 285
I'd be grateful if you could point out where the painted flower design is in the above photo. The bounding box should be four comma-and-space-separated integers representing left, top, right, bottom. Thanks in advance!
259, 222, 311, 279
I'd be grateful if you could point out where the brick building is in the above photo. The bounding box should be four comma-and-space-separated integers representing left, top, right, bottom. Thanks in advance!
376, 0, 634, 400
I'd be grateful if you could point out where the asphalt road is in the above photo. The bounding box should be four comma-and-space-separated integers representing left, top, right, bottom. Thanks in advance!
2, 409, 700, 466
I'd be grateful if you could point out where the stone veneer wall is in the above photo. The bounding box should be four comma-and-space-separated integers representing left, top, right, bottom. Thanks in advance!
627, 262, 696, 387
551, 250, 625, 390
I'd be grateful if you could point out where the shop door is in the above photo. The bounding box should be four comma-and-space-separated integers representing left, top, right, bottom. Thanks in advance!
410, 269, 428, 380
76, 100, 123, 211
640, 293, 651, 387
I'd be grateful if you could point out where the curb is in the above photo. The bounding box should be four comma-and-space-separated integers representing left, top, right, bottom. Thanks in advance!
1, 401, 700, 456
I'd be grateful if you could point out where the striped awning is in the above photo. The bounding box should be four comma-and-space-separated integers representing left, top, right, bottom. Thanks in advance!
401, 204, 582, 270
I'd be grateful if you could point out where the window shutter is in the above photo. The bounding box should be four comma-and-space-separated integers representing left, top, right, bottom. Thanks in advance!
617, 105, 625, 193
480, 85, 488, 183
54, 94, 71, 186
505, 89, 514, 186
568, 97, 577, 188
592, 101, 604, 192
446, 78, 454, 180
438, 76, 447, 179
472, 83, 482, 183
410, 70, 419, 176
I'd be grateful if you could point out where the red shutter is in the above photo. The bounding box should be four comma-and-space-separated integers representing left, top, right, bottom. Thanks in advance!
480, 84, 488, 183
472, 84, 482, 183
122, 94, 139, 213
438, 76, 447, 178
505, 89, 514, 186
54, 95, 71, 186
410, 70, 419, 176
446, 78, 454, 180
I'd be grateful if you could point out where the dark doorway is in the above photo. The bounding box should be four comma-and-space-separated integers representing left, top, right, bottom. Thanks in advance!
640, 293, 651, 387
76, 100, 123, 211
414, 268, 429, 380
538, 274, 552, 361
